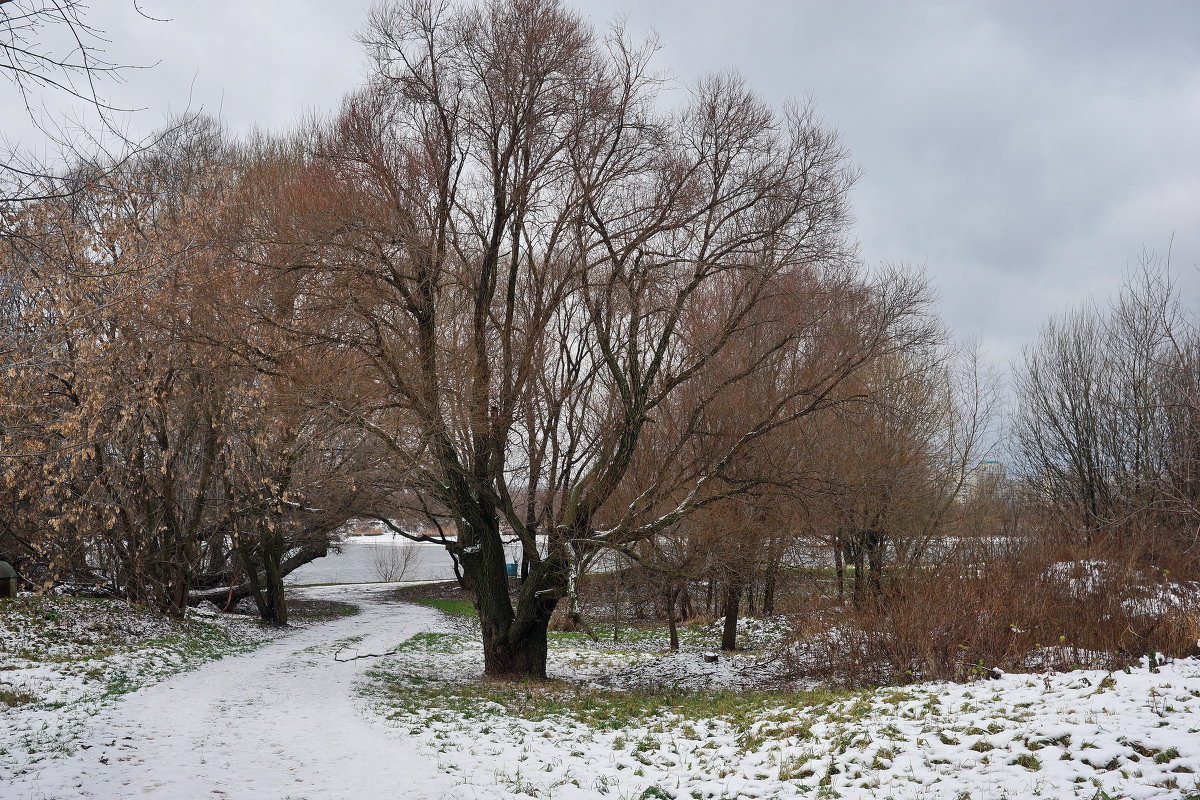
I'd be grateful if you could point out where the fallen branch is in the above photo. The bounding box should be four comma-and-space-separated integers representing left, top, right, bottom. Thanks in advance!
333, 646, 402, 662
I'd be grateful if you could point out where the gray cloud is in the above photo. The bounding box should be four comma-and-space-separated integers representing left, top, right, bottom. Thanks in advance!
5, 0, 1198, 369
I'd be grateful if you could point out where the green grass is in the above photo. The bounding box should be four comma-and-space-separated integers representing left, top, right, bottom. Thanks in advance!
1012, 753, 1042, 771
1, 596, 276, 669
376, 671, 857, 735
417, 597, 477, 617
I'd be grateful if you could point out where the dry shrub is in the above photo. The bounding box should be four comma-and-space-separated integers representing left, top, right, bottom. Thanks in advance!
548, 605, 581, 632
792, 537, 1200, 687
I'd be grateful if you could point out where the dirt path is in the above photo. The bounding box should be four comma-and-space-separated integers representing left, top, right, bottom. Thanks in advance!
10, 584, 455, 800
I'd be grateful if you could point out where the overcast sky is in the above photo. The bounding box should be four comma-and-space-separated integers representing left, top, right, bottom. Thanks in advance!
6, 0, 1199, 372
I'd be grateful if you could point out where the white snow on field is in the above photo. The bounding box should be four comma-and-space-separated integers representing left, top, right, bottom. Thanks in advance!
4, 585, 458, 799
6, 586, 1200, 799
368, 618, 1200, 799
1, 596, 281, 781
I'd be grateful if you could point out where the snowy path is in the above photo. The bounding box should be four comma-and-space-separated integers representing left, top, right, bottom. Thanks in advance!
9, 585, 456, 800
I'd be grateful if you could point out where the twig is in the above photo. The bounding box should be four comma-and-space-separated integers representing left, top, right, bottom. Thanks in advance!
334, 646, 401, 662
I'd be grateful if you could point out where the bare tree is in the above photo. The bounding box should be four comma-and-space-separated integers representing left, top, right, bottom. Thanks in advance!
250, 0, 933, 679
801, 334, 998, 604
1014, 257, 1199, 567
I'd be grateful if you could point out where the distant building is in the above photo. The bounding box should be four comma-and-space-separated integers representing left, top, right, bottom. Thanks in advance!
959, 460, 1007, 501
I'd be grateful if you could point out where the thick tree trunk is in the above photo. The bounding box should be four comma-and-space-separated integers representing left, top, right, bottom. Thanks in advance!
165, 567, 190, 619
480, 617, 551, 678
476, 590, 557, 679
460, 515, 561, 680
721, 582, 742, 651
259, 537, 288, 626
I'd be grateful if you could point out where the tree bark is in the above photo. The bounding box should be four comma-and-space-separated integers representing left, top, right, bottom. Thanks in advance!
459, 515, 563, 680
833, 541, 845, 602
762, 560, 777, 616
188, 541, 327, 617
866, 530, 885, 597
666, 586, 680, 651
721, 582, 742, 651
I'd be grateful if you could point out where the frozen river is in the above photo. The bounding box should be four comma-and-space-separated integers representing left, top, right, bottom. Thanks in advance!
284, 536, 461, 585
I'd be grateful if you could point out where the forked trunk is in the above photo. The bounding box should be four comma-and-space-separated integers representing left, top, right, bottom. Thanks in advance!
481, 619, 551, 678
460, 516, 561, 680
476, 589, 558, 679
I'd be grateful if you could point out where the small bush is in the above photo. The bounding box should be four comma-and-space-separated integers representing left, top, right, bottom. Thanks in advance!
0, 687, 38, 707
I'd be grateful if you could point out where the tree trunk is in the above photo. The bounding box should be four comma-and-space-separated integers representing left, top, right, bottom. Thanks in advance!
762, 561, 777, 616
666, 586, 680, 652
460, 515, 561, 680
259, 535, 288, 626
721, 582, 741, 651
448, 550, 468, 591
610, 570, 621, 644
188, 541, 326, 610
165, 566, 190, 619
853, 552, 865, 604
866, 530, 884, 597
564, 541, 584, 628
833, 541, 845, 602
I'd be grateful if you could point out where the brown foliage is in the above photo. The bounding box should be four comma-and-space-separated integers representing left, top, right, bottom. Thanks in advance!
794, 536, 1200, 687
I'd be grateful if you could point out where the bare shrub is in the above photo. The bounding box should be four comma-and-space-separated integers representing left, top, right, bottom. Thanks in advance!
791, 536, 1200, 687
371, 541, 420, 583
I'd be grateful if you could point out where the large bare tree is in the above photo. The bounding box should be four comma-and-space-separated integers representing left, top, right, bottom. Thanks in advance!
257, 0, 932, 678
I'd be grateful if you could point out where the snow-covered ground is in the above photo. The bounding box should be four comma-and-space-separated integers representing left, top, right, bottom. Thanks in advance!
6, 585, 1200, 799
371, 623, 1200, 799
4, 585, 457, 799
1, 596, 282, 781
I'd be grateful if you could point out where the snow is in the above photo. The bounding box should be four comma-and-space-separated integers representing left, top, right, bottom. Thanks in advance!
1, 596, 284, 781
4, 584, 455, 799
378, 647, 1200, 799
7, 586, 1200, 799
1043, 559, 1116, 597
